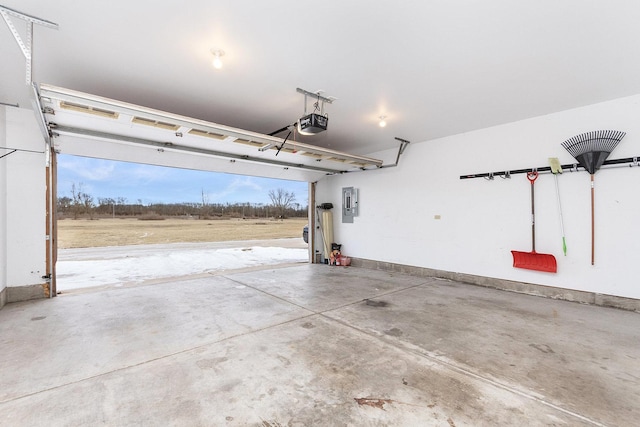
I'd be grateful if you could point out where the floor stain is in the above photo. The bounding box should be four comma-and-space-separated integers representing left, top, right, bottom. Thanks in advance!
195, 357, 228, 370
301, 322, 315, 329
354, 397, 393, 410
365, 300, 389, 307
447, 417, 456, 427
277, 355, 291, 366
385, 327, 403, 337
30, 316, 46, 321
529, 343, 555, 354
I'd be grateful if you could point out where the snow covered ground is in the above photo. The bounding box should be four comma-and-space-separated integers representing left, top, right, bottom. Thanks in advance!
56, 238, 309, 291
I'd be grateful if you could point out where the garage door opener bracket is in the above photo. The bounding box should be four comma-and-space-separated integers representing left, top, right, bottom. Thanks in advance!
0, 5, 58, 84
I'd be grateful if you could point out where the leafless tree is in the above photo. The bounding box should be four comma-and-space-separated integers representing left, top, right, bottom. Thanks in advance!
200, 188, 211, 217
58, 191, 307, 219
268, 188, 296, 218
201, 189, 209, 207
71, 183, 94, 219
81, 192, 95, 219
57, 196, 72, 215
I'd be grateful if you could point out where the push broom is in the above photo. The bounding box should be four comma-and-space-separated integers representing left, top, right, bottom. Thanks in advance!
549, 157, 567, 256
561, 130, 626, 265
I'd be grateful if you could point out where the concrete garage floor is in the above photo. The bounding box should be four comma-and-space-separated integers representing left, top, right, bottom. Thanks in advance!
1, 264, 639, 426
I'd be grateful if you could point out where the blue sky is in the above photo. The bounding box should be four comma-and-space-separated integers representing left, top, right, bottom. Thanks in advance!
57, 155, 309, 207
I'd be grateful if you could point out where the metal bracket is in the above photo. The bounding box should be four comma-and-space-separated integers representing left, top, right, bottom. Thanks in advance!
0, 5, 58, 84
379, 137, 411, 169
32, 83, 53, 146
297, 87, 335, 118
258, 143, 275, 152
296, 88, 335, 105
0, 149, 17, 160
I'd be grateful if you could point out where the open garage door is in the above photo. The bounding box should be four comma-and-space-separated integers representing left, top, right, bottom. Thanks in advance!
36, 84, 382, 181
34, 84, 383, 289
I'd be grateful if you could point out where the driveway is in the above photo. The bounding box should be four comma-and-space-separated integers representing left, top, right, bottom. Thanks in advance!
56, 238, 309, 292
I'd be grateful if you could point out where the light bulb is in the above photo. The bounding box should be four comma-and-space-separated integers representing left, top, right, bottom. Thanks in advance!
379, 116, 387, 127
211, 49, 224, 69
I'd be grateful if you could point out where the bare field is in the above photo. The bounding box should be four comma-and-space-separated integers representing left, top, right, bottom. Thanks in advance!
57, 217, 308, 249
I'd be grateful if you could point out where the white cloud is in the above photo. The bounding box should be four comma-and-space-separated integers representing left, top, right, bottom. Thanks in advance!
208, 176, 263, 202
56, 155, 308, 205
124, 163, 170, 184
58, 157, 116, 181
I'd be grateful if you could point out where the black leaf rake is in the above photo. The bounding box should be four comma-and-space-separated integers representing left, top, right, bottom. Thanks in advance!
561, 130, 626, 265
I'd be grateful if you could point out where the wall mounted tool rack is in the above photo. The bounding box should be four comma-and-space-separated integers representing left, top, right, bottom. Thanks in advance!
460, 156, 640, 180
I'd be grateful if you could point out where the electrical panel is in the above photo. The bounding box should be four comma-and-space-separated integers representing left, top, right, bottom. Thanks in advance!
342, 187, 358, 223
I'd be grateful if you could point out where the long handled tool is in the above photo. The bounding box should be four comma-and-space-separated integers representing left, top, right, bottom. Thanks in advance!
549, 157, 567, 256
315, 203, 334, 263
511, 171, 557, 273
561, 130, 626, 265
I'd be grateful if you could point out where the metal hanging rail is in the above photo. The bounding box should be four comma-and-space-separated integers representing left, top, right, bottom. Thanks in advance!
0, 5, 58, 84
460, 156, 640, 180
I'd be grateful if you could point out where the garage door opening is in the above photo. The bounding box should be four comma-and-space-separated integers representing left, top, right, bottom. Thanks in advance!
36, 84, 382, 296
55, 154, 309, 293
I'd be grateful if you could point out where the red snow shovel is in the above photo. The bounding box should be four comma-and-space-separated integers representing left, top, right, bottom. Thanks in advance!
511, 171, 557, 273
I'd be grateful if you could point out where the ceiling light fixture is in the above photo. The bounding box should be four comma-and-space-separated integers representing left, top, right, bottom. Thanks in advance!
211, 49, 225, 69
378, 116, 387, 128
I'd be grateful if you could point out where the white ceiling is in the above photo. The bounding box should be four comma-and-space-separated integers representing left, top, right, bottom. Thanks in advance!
3, 1, 640, 157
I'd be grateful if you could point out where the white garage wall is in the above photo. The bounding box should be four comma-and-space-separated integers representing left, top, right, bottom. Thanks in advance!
316, 95, 640, 300
0, 106, 7, 307
1, 106, 47, 302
